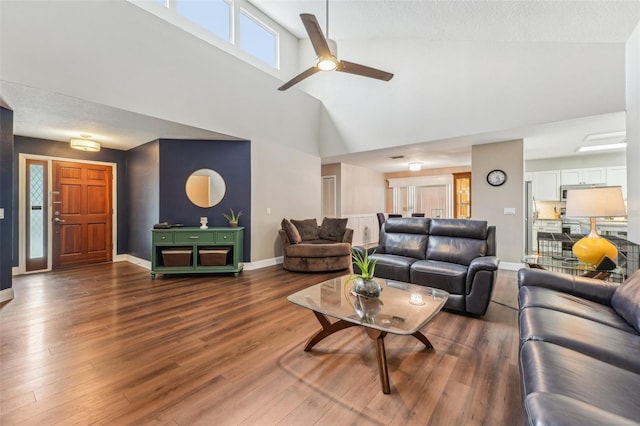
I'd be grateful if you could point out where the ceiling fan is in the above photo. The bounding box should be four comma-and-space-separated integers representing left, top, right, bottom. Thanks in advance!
278, 6, 394, 91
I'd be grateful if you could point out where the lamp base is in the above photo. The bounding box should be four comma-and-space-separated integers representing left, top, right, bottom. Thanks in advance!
572, 236, 618, 265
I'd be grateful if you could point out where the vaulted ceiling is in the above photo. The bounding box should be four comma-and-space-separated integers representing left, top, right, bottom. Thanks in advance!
249, 0, 638, 171
1, 0, 638, 172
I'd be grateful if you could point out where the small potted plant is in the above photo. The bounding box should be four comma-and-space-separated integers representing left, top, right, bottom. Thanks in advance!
349, 249, 381, 298
223, 208, 243, 227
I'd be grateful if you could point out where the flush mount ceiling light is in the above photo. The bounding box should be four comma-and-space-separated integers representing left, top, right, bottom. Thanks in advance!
70, 134, 101, 152
576, 141, 626, 153
408, 161, 423, 172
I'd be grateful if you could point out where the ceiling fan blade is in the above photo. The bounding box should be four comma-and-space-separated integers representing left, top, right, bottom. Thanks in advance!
300, 13, 332, 58
278, 66, 320, 91
336, 60, 394, 81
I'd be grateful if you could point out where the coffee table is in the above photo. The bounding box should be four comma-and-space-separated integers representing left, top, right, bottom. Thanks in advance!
287, 275, 449, 394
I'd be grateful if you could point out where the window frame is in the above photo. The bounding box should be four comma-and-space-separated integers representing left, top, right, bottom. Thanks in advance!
237, 7, 280, 69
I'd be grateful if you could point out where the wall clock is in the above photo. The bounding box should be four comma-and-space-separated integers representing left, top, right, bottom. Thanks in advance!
486, 169, 507, 186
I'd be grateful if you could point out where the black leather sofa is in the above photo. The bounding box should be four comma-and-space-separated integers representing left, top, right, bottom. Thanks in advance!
517, 268, 640, 425
352, 218, 499, 315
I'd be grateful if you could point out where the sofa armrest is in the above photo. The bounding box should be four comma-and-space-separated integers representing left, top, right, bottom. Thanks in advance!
342, 228, 354, 244
466, 256, 499, 291
517, 268, 617, 305
278, 229, 292, 248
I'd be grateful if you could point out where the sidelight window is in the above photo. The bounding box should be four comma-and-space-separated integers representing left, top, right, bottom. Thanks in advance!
26, 160, 48, 271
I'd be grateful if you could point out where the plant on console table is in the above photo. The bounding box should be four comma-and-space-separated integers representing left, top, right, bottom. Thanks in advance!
223, 209, 243, 228
349, 249, 381, 299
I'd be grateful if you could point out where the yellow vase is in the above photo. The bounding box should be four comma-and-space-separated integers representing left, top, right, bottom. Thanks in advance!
572, 236, 617, 265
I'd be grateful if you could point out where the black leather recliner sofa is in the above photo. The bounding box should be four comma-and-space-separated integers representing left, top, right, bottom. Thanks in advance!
517, 268, 640, 425
352, 217, 499, 315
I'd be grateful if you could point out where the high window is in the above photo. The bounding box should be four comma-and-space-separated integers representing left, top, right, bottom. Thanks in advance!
144, 0, 279, 69
239, 10, 278, 68
177, 0, 231, 42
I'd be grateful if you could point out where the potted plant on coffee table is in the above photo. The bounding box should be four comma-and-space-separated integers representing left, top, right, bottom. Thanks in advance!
349, 249, 381, 298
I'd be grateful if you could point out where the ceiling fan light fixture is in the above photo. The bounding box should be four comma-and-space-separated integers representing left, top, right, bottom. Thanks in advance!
317, 55, 337, 71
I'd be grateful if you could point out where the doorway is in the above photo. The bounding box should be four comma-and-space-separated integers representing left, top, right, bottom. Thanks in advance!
20, 155, 116, 273
322, 175, 337, 218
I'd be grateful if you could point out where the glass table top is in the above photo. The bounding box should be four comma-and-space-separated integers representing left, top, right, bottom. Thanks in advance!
522, 254, 625, 282
523, 254, 621, 273
287, 275, 449, 335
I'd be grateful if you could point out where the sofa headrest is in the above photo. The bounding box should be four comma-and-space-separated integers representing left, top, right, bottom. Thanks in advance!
383, 217, 430, 234
430, 219, 488, 239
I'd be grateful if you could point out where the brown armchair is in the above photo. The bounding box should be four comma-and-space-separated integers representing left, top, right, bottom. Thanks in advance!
279, 218, 353, 272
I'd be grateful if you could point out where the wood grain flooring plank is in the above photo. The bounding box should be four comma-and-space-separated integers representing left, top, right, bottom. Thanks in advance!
0, 263, 523, 425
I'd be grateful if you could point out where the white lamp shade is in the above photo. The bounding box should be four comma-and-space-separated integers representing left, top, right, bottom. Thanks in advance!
565, 186, 626, 218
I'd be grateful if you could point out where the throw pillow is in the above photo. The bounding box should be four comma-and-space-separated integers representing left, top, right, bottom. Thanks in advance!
319, 217, 348, 242
291, 218, 319, 241
281, 218, 302, 244
611, 269, 640, 333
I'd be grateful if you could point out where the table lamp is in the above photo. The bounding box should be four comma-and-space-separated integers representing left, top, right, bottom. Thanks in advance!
565, 186, 626, 265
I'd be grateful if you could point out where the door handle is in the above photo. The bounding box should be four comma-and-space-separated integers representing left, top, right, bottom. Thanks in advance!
54, 218, 66, 223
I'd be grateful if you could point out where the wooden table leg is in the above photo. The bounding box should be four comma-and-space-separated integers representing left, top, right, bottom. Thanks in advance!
365, 328, 390, 394
411, 330, 434, 350
304, 311, 359, 351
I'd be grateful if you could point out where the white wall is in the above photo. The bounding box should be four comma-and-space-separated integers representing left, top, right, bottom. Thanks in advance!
339, 163, 386, 215
0, 1, 324, 263
472, 140, 524, 264
0, 1, 320, 155
525, 152, 626, 172
626, 22, 640, 244
252, 142, 321, 260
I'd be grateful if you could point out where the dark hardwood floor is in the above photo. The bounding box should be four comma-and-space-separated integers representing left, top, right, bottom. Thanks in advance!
1, 262, 523, 425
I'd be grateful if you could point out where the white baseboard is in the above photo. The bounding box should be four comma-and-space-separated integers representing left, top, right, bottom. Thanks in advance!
0, 287, 15, 303
243, 256, 283, 271
499, 261, 526, 271
120, 254, 283, 272
12, 266, 19, 276
118, 254, 151, 270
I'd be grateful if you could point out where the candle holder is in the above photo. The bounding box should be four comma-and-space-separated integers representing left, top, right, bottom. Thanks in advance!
409, 291, 424, 305
200, 217, 208, 229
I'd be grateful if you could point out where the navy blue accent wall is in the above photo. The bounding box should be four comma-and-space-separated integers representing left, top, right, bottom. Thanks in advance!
159, 139, 251, 261
0, 105, 14, 291
127, 140, 159, 260
12, 136, 129, 266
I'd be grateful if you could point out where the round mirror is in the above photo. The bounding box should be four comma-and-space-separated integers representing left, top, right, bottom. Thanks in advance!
185, 169, 226, 208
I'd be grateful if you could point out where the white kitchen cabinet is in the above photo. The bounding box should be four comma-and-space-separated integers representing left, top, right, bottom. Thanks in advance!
560, 167, 606, 185
606, 166, 627, 199
532, 170, 560, 201
582, 167, 607, 184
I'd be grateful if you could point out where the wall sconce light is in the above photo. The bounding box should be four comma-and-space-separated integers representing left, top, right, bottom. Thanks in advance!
408, 161, 423, 172
70, 135, 101, 152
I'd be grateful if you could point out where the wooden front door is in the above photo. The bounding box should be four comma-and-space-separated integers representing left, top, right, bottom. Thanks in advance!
52, 161, 113, 268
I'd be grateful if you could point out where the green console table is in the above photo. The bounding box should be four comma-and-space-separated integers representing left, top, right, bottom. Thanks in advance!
151, 227, 244, 278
